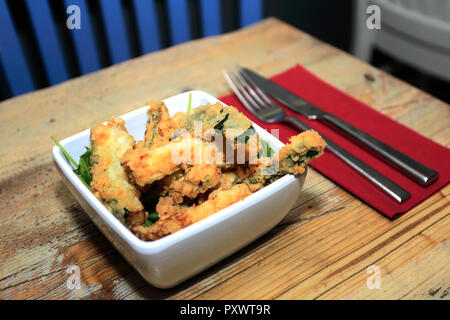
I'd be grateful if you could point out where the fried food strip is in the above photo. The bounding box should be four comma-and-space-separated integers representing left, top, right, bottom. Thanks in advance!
143, 101, 174, 149
90, 118, 146, 226
132, 183, 253, 241
214, 165, 259, 190
277, 129, 326, 174
160, 164, 222, 203
216, 130, 326, 191
246, 130, 326, 190
131, 130, 326, 240
155, 196, 184, 220
171, 103, 253, 140
121, 135, 223, 187
215, 171, 240, 189
172, 103, 261, 165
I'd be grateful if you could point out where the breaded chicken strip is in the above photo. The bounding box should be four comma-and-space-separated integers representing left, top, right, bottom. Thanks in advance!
131, 130, 326, 240
121, 135, 223, 187
90, 118, 146, 226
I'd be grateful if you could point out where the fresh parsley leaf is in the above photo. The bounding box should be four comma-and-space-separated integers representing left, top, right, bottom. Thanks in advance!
306, 149, 319, 158
51, 136, 92, 189
51, 136, 78, 168
145, 212, 159, 227
148, 212, 159, 222
74, 147, 92, 186
145, 219, 153, 227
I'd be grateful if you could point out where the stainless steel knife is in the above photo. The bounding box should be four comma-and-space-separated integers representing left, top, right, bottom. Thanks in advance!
241, 67, 439, 186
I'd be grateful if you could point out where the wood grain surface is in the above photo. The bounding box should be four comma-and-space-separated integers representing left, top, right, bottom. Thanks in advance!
0, 18, 448, 300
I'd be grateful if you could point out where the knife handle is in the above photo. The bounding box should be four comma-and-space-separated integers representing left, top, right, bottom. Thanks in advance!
322, 113, 438, 186
285, 116, 411, 203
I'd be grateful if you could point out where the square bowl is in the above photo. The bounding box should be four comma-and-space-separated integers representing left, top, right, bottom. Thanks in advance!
52, 90, 306, 288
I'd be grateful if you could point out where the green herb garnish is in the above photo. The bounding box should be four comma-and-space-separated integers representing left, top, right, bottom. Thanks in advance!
236, 126, 256, 144
259, 139, 273, 158
187, 93, 192, 112
74, 147, 92, 186
145, 219, 153, 227
306, 149, 319, 158
51, 136, 92, 189
124, 208, 131, 220
214, 113, 229, 132
145, 212, 159, 227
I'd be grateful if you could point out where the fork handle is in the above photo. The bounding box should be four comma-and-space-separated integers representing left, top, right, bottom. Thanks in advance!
322, 113, 438, 186
285, 116, 411, 203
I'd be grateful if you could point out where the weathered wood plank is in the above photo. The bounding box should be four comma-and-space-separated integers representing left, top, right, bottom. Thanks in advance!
275, 190, 449, 299
322, 217, 450, 300
173, 189, 447, 299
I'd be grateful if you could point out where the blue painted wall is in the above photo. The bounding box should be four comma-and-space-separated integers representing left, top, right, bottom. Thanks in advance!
0, 0, 265, 101
0, 0, 263, 100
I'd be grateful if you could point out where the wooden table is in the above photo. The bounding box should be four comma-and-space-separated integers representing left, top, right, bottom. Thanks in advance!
0, 18, 448, 300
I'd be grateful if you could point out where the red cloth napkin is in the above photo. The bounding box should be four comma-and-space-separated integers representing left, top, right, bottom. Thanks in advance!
219, 65, 450, 219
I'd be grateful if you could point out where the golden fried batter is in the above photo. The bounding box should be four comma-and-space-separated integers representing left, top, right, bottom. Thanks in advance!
172, 103, 253, 140
143, 101, 174, 149
121, 135, 223, 187
155, 196, 184, 220
160, 164, 222, 203
218, 171, 239, 189
277, 129, 327, 175
132, 183, 253, 241
248, 129, 327, 188
90, 118, 146, 226
131, 130, 326, 240
89, 101, 325, 240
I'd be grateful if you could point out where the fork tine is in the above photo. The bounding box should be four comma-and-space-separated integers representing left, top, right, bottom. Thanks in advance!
228, 67, 263, 111
222, 68, 260, 115
230, 66, 267, 109
237, 66, 273, 105
226, 68, 261, 113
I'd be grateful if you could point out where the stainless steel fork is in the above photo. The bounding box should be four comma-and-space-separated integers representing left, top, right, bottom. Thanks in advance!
223, 67, 411, 203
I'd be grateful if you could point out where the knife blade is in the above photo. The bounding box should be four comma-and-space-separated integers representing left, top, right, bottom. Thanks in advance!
241, 67, 325, 119
241, 67, 439, 186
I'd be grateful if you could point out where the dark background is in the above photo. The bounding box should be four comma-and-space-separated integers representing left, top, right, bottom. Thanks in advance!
264, 0, 353, 51
264, 0, 449, 104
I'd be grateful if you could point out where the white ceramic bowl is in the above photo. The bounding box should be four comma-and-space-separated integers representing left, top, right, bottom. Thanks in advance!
52, 90, 306, 288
